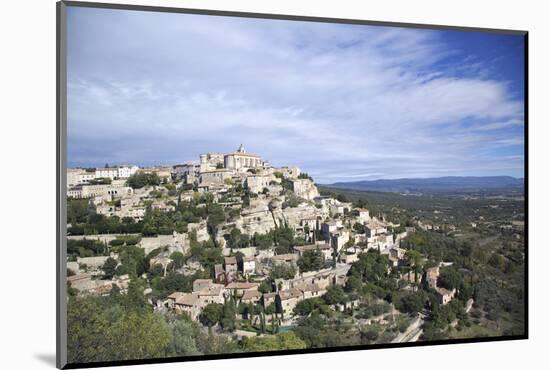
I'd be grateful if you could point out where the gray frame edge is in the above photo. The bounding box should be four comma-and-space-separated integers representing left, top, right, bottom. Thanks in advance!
55, 2, 528, 369
63, 0, 528, 35
56, 1, 68, 368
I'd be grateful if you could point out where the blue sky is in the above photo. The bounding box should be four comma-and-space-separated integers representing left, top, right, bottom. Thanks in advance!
66, 6, 525, 183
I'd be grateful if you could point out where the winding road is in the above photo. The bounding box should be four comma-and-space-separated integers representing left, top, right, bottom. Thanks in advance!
391, 313, 425, 343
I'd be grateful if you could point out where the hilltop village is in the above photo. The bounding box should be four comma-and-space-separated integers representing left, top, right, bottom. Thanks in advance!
66, 145, 521, 360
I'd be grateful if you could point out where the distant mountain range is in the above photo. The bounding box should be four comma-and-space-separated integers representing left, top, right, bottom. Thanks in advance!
325, 176, 524, 193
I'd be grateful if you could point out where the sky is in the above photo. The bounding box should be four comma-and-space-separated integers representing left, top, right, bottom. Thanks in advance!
66, 6, 525, 184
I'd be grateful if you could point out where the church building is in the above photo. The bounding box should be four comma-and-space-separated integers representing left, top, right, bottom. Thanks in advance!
224, 144, 265, 171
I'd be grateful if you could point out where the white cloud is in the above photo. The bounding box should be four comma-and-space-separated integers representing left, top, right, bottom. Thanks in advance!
67, 7, 525, 182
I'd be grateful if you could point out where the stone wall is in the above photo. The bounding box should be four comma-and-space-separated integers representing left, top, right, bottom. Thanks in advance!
291, 179, 320, 201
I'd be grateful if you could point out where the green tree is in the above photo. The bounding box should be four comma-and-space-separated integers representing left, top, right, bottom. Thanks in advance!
170, 251, 185, 269
353, 222, 366, 234
297, 250, 325, 273
269, 263, 297, 280
67, 198, 94, 224
293, 297, 326, 316
200, 303, 224, 328
345, 275, 362, 292
67, 298, 112, 363
123, 279, 148, 310
207, 204, 225, 236
199, 247, 224, 275
102, 257, 118, 279
221, 298, 237, 332
125, 172, 161, 189
242, 332, 306, 352
227, 228, 242, 249
336, 194, 349, 203
438, 267, 462, 291
360, 325, 380, 343
265, 302, 277, 315
253, 232, 274, 249
110, 310, 171, 360
323, 286, 347, 305
166, 319, 200, 356
395, 291, 425, 314
405, 249, 423, 284
117, 246, 147, 278
149, 264, 165, 279
258, 280, 272, 293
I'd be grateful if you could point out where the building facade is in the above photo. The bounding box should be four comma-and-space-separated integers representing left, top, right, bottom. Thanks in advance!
224, 144, 264, 171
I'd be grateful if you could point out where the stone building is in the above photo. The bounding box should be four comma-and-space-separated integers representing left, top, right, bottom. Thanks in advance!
224, 256, 238, 273
173, 162, 200, 180
321, 220, 343, 239
67, 169, 87, 187
365, 219, 388, 238
425, 266, 440, 289
67, 169, 97, 186
199, 169, 233, 185
436, 287, 456, 305
297, 283, 326, 299
67, 183, 133, 199
137, 167, 171, 181
279, 288, 303, 315
225, 282, 259, 298
291, 178, 319, 201
329, 201, 352, 216
169, 293, 202, 321
199, 153, 224, 172
270, 254, 298, 266
356, 208, 371, 222
192, 279, 213, 292
330, 229, 351, 252
246, 174, 273, 193
96, 167, 119, 180
224, 144, 264, 172
116, 165, 139, 178
278, 166, 301, 179
241, 289, 262, 305
195, 283, 225, 306
294, 243, 333, 261
241, 256, 256, 275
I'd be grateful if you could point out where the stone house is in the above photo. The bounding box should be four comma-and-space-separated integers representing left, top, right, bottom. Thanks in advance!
241, 289, 262, 305
290, 179, 319, 201
195, 283, 225, 306
355, 208, 370, 222
199, 169, 233, 185
425, 266, 440, 289
329, 202, 352, 216
263, 292, 278, 309
192, 279, 214, 292
224, 256, 238, 273
278, 288, 303, 315
214, 264, 226, 284
246, 174, 273, 194
224, 282, 259, 298
365, 219, 388, 238
436, 287, 456, 305
297, 283, 326, 299
241, 256, 256, 275
339, 247, 360, 264
321, 220, 342, 239
330, 229, 350, 251
171, 293, 202, 321
294, 243, 333, 261
270, 254, 298, 266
